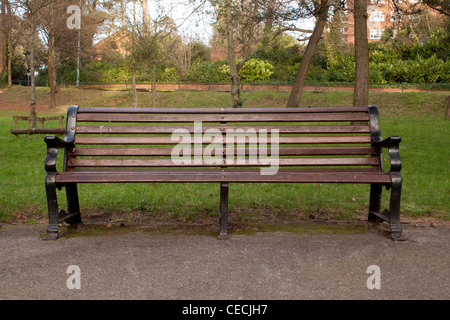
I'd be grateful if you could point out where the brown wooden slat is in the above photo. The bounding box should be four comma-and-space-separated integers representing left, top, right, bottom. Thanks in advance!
74, 135, 372, 145
71, 146, 374, 157
77, 106, 368, 114
76, 113, 369, 123
72, 147, 174, 156
55, 169, 391, 184
67, 157, 378, 168
76, 125, 371, 134
67, 168, 381, 174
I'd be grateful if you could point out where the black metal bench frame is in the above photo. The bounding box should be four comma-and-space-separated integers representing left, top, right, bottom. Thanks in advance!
43, 105, 404, 241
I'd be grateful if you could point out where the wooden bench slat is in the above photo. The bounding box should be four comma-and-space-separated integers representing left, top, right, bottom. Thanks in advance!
56, 169, 391, 184
71, 146, 375, 157
67, 168, 381, 174
74, 135, 372, 145
76, 125, 371, 134
77, 106, 369, 114
76, 113, 370, 123
68, 157, 378, 168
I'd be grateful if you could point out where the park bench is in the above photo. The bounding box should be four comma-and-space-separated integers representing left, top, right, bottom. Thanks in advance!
43, 105, 404, 241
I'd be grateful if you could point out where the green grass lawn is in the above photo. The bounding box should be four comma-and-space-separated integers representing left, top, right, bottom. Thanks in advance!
0, 86, 448, 223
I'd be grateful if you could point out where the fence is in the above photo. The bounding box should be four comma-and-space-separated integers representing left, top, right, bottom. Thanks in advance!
10, 115, 65, 136
11, 80, 450, 92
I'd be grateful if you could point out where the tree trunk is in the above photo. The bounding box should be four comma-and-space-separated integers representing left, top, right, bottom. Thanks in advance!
5, 0, 12, 88
30, 13, 36, 129
120, 0, 127, 57
7, 30, 12, 88
121, 0, 126, 28
152, 60, 156, 93
264, 0, 275, 42
139, 0, 153, 34
132, 66, 137, 107
353, 0, 369, 108
286, 3, 329, 108
226, 0, 242, 108
0, 0, 5, 75
131, 0, 138, 107
152, 60, 156, 107
48, 10, 57, 108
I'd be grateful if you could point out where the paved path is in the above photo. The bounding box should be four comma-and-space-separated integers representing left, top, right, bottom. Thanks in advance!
0, 221, 448, 300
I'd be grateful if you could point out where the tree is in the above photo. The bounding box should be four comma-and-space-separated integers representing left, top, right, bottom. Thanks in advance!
1, 0, 22, 88
139, 0, 153, 34
353, 0, 369, 108
34, 1, 108, 108
215, 0, 294, 107
131, 0, 138, 107
223, 0, 260, 107
13, 0, 56, 128
408, 0, 450, 17
123, 0, 183, 106
286, 0, 331, 108
37, 0, 66, 108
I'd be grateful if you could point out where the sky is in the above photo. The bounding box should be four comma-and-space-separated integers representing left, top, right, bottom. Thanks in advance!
96, 0, 315, 45
140, 0, 216, 43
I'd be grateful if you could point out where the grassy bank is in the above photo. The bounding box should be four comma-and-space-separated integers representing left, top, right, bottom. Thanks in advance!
0, 87, 448, 223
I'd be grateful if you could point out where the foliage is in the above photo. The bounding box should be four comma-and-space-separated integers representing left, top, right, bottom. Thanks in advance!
220, 59, 274, 82
183, 60, 229, 83
253, 34, 302, 67
366, 28, 450, 83
239, 59, 274, 82
27, 20, 449, 86
301, 26, 450, 84
159, 67, 181, 83
83, 60, 131, 83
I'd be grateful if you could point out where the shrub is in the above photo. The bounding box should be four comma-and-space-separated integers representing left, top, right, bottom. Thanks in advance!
183, 61, 228, 83
158, 67, 181, 83
219, 59, 274, 82
239, 59, 274, 82
406, 55, 448, 83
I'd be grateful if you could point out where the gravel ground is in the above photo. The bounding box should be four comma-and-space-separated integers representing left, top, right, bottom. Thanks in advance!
0, 220, 448, 301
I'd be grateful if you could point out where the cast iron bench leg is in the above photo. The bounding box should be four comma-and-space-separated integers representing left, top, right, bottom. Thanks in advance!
65, 184, 82, 225
218, 182, 229, 240
368, 183, 383, 223
389, 173, 406, 241
43, 173, 59, 240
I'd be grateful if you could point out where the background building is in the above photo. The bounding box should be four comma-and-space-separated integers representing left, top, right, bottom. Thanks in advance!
342, 0, 428, 43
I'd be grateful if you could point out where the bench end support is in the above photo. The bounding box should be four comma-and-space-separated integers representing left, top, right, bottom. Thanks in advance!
389, 173, 406, 241
43, 225, 59, 241
218, 183, 229, 240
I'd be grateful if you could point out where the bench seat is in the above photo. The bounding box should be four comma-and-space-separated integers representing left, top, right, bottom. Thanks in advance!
55, 168, 392, 184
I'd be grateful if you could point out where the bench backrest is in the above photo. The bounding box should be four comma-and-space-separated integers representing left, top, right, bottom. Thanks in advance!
64, 106, 383, 173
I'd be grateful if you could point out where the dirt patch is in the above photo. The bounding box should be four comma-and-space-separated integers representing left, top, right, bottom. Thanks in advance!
6, 206, 448, 238
0, 101, 54, 112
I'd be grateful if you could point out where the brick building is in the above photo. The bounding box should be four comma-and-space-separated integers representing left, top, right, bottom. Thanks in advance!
342, 0, 425, 43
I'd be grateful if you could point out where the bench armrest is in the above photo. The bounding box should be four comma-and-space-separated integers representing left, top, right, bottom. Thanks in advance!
372, 136, 402, 173
44, 135, 75, 149
372, 135, 401, 148
44, 135, 75, 173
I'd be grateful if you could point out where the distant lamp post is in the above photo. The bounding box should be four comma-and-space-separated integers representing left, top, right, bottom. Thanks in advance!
77, 31, 81, 87
27, 69, 31, 87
